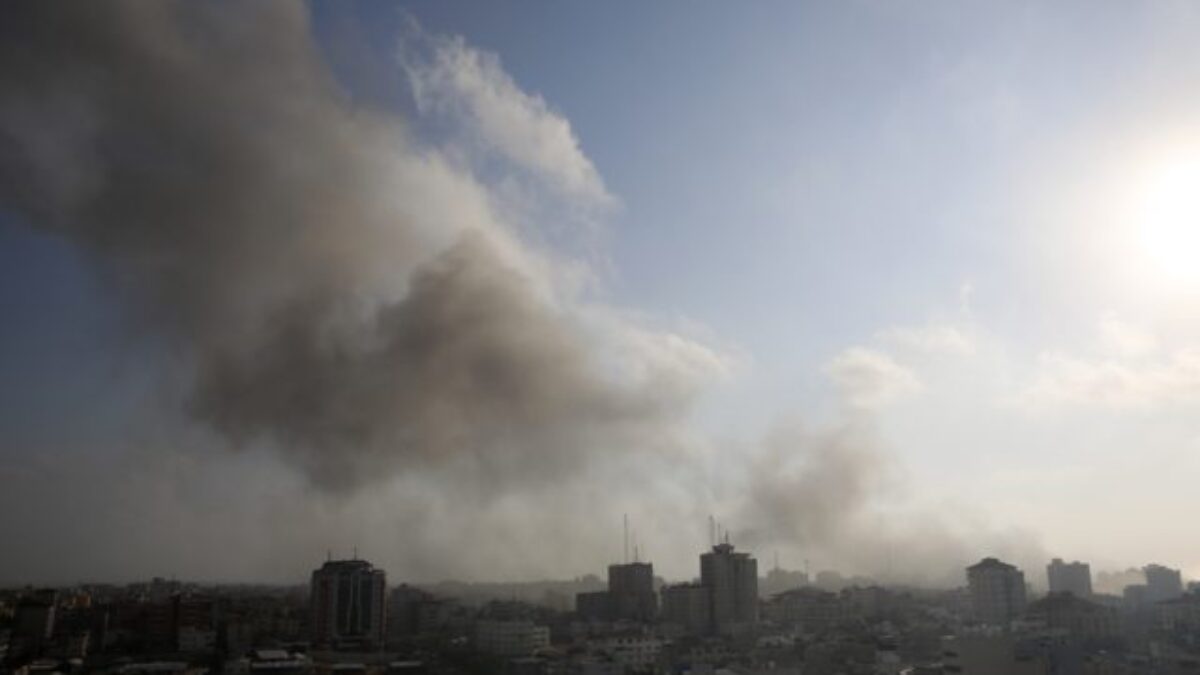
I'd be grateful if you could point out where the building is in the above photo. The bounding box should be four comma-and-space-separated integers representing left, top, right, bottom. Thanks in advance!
574, 591, 612, 622
575, 561, 658, 623
701, 542, 758, 635
608, 562, 657, 622
966, 557, 1027, 626
1026, 592, 1119, 642
474, 620, 549, 657
762, 587, 841, 631
1046, 558, 1092, 597
660, 583, 711, 636
1143, 564, 1183, 603
310, 559, 387, 650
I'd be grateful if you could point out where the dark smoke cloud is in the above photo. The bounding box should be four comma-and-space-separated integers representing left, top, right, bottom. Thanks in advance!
0, 1, 707, 492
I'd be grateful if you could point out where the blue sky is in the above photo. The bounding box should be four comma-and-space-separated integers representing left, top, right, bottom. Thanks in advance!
3, 1, 1200, 584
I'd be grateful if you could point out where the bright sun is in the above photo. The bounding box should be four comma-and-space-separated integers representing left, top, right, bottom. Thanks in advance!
1135, 158, 1200, 287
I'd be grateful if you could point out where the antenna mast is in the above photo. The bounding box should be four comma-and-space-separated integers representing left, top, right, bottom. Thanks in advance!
623, 514, 629, 564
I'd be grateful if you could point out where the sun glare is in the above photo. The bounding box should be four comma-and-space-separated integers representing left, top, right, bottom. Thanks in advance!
1135, 158, 1200, 287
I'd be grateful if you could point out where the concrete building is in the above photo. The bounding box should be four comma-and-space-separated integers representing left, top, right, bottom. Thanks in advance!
1026, 592, 1119, 641
608, 562, 657, 622
1143, 564, 1183, 603
701, 542, 758, 635
762, 587, 841, 631
966, 557, 1027, 626
474, 620, 549, 657
1046, 558, 1092, 597
310, 559, 387, 650
659, 583, 711, 636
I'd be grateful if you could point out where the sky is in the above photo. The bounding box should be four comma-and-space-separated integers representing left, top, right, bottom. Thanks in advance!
2, 1, 1200, 589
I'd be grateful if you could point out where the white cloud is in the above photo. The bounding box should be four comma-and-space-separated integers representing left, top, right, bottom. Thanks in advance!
1015, 347, 1200, 411
824, 347, 922, 409
1097, 311, 1159, 358
403, 31, 613, 208
879, 323, 976, 356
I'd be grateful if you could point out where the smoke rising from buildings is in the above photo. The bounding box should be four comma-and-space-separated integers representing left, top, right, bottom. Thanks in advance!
0, 1, 717, 494
0, 1, 1048, 585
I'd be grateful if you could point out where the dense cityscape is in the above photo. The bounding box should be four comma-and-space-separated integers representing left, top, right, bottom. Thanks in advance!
3, 538, 1200, 675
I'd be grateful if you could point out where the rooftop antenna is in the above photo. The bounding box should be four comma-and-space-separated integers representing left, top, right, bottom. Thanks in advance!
623, 514, 629, 565
353, 546, 358, 561
708, 515, 715, 548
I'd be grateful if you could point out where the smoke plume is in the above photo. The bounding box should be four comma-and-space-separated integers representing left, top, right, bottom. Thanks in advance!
0, 1, 717, 492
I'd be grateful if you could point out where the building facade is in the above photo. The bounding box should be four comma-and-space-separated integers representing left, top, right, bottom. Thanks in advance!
474, 620, 550, 657
1144, 564, 1183, 603
310, 559, 387, 650
1046, 558, 1093, 597
966, 557, 1027, 626
660, 583, 712, 636
701, 543, 758, 635
608, 562, 658, 623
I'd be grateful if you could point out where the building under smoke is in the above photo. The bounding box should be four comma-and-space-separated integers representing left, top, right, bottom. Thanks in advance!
310, 559, 387, 650
574, 561, 658, 623
1143, 563, 1183, 603
966, 557, 1026, 627
660, 542, 758, 636
1046, 558, 1093, 597
702, 542, 759, 636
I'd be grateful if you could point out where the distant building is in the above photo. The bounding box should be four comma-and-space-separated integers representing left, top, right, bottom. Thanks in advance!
310, 559, 387, 650
1026, 592, 1119, 641
701, 543, 758, 635
966, 557, 1027, 626
474, 620, 549, 657
1046, 558, 1092, 597
762, 587, 840, 630
1144, 564, 1183, 603
9, 591, 57, 661
608, 562, 657, 622
574, 590, 612, 622
574, 561, 658, 623
1123, 584, 1149, 611
659, 583, 711, 636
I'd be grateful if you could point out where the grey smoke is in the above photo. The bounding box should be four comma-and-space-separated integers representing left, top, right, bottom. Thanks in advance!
0, 1, 694, 492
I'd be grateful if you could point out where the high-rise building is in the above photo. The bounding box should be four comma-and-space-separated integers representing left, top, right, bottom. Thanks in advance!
701, 543, 758, 635
310, 559, 387, 650
660, 583, 712, 636
575, 561, 658, 623
966, 557, 1027, 626
1143, 564, 1183, 603
1046, 558, 1093, 597
608, 562, 658, 622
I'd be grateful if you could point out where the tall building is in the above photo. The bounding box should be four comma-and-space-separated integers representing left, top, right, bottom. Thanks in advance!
310, 559, 387, 650
966, 557, 1027, 626
575, 561, 658, 622
1046, 558, 1092, 597
1143, 564, 1183, 603
608, 562, 658, 622
660, 583, 712, 636
701, 543, 758, 635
